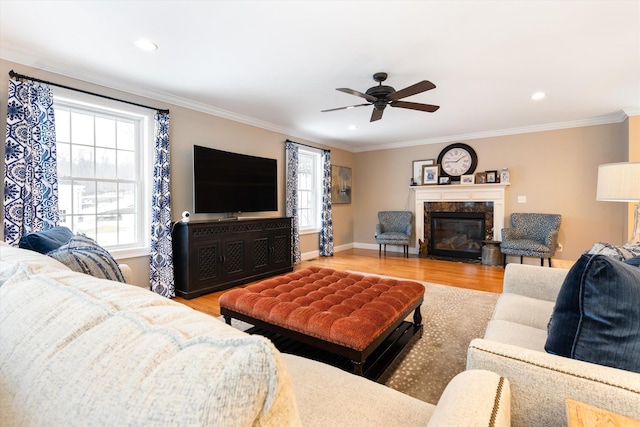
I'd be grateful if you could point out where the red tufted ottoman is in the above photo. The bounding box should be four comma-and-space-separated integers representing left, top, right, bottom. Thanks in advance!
219, 266, 424, 377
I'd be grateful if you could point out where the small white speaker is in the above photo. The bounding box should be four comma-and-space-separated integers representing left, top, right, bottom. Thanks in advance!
181, 211, 190, 223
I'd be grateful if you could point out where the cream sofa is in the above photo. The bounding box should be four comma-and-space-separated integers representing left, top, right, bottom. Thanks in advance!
467, 263, 640, 427
0, 242, 511, 427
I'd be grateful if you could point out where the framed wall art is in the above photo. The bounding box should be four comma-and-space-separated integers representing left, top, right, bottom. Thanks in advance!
331, 165, 352, 204
412, 159, 435, 185
422, 165, 439, 185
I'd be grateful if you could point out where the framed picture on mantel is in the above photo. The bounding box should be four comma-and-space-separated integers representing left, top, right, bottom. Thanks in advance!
422, 165, 439, 185
412, 159, 435, 185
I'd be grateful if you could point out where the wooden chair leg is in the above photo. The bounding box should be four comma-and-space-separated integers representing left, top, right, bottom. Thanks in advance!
540, 258, 544, 266
379, 244, 382, 257
503, 254, 507, 268
520, 256, 523, 264
548, 258, 552, 267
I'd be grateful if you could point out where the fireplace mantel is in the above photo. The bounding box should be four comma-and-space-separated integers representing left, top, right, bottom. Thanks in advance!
411, 183, 510, 247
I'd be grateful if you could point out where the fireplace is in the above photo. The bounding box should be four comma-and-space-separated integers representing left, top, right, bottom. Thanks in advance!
430, 212, 486, 260
411, 183, 509, 258
423, 201, 494, 261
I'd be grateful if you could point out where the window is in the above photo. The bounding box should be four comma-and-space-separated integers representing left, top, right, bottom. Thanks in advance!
297, 147, 322, 232
53, 89, 154, 258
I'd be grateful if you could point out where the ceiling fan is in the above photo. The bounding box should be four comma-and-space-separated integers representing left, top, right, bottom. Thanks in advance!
321, 72, 440, 122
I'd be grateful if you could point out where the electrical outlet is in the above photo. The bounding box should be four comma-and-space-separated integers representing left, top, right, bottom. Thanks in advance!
557, 243, 563, 252
517, 196, 527, 203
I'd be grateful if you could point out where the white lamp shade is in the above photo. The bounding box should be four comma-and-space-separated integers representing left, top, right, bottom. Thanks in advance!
596, 162, 640, 202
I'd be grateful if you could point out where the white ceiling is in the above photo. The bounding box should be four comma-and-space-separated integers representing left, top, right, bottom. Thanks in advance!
0, 1, 639, 152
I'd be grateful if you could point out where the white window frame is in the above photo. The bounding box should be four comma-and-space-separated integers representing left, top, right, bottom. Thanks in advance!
53, 87, 154, 259
297, 147, 322, 234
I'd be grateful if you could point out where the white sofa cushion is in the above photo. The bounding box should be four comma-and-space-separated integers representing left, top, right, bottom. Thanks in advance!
281, 353, 434, 427
0, 244, 300, 426
491, 293, 554, 330
484, 319, 548, 352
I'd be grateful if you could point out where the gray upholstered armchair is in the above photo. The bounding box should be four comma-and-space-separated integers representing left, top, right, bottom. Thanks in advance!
375, 211, 412, 258
500, 213, 562, 267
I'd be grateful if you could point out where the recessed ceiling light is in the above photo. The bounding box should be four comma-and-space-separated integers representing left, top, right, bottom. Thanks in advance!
135, 39, 158, 51
531, 92, 546, 100
348, 125, 358, 131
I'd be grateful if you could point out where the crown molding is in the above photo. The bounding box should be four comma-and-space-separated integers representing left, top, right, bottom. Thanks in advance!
1, 50, 356, 151
353, 112, 632, 152
623, 107, 640, 117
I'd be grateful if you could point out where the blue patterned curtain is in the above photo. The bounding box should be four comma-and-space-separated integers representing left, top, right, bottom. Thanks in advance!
319, 150, 333, 256
149, 112, 174, 297
285, 141, 301, 264
4, 78, 58, 245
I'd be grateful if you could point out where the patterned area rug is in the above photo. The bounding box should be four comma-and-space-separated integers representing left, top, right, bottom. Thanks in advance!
377, 281, 499, 404
221, 274, 499, 406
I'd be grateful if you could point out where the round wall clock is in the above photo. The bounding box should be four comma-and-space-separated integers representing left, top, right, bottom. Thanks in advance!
437, 143, 478, 181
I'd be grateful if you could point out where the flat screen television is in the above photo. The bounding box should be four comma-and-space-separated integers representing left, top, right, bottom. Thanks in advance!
193, 145, 278, 214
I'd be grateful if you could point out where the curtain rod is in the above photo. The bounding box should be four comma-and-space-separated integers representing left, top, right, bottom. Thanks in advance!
8, 70, 170, 114
285, 139, 330, 153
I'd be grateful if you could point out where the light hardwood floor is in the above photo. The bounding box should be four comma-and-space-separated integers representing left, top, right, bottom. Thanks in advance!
173, 248, 505, 317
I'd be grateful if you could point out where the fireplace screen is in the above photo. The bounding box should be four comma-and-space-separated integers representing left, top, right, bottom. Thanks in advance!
430, 212, 486, 260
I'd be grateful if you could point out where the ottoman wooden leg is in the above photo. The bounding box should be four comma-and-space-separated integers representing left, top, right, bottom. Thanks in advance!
351, 360, 364, 376
413, 304, 423, 338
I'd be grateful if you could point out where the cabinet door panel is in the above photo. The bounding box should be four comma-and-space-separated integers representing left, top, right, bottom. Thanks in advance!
222, 238, 247, 279
271, 233, 291, 268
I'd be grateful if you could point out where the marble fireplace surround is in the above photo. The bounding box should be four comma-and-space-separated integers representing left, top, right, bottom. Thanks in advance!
411, 184, 510, 252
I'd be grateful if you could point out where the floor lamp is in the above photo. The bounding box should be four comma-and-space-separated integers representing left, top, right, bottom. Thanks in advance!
596, 162, 640, 244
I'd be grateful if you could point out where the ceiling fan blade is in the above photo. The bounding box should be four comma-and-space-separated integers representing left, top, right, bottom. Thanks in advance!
386, 80, 436, 101
336, 88, 378, 102
321, 103, 370, 113
370, 108, 384, 122
390, 100, 440, 113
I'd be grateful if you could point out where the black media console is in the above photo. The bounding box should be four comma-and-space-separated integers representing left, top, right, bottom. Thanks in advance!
172, 217, 293, 299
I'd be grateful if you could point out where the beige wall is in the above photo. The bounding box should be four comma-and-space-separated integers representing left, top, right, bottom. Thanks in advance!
0, 59, 354, 287
354, 123, 630, 261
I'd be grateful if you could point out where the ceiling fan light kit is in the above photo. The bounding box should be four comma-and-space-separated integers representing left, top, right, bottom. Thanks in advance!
322, 72, 440, 122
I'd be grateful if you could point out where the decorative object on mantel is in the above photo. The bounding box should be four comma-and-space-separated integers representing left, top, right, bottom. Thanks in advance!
437, 143, 478, 182
412, 159, 435, 185
422, 165, 439, 185
461, 174, 475, 185
596, 162, 640, 244
485, 170, 498, 183
331, 165, 352, 204
438, 176, 451, 185
475, 171, 487, 184
500, 167, 510, 184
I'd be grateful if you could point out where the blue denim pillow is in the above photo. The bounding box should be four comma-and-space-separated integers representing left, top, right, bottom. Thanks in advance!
625, 255, 640, 267
545, 254, 640, 373
18, 226, 74, 254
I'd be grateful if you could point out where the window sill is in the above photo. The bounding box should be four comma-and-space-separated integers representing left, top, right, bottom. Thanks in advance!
300, 227, 320, 235
109, 246, 150, 261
